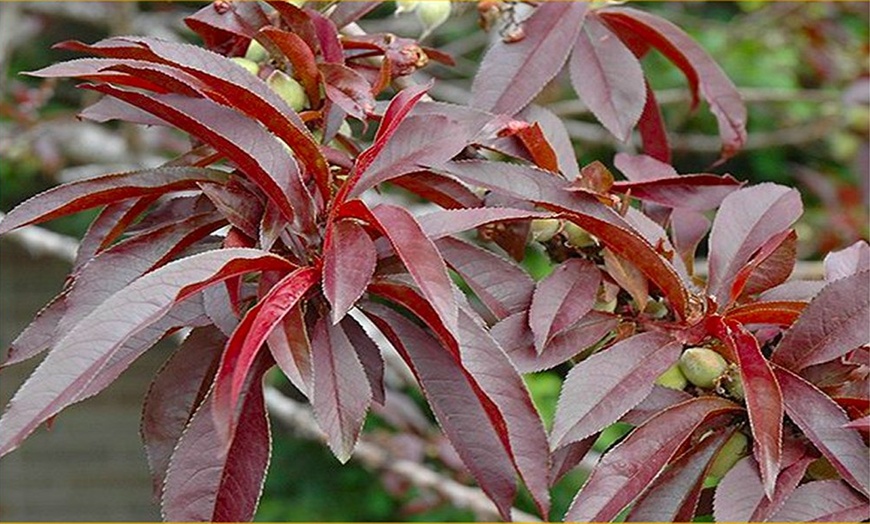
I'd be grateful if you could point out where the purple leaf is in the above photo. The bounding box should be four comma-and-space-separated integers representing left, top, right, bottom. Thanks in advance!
707, 184, 802, 308
141, 326, 225, 500
2, 294, 67, 368
569, 13, 645, 142
636, 83, 671, 162
529, 258, 601, 354
600, 6, 747, 161
310, 315, 373, 463
161, 356, 271, 521
212, 267, 318, 441
758, 279, 826, 302
602, 246, 650, 311
258, 26, 321, 106
340, 315, 385, 406
0, 167, 225, 235
612, 174, 742, 211
362, 303, 518, 520
730, 229, 797, 303
519, 105, 580, 179
770, 480, 870, 522
670, 208, 711, 275
551, 332, 681, 449
774, 367, 870, 496
328, 1, 380, 28
391, 171, 483, 209
614, 152, 678, 182
436, 236, 535, 321
621, 385, 693, 426
564, 396, 741, 521
495, 310, 617, 374
323, 220, 377, 324
73, 197, 154, 273
418, 207, 552, 241
550, 436, 597, 487
267, 304, 312, 398
0, 249, 293, 457
825, 240, 870, 281
771, 271, 870, 371
471, 2, 588, 115
321, 63, 375, 121
627, 429, 731, 522
184, 0, 269, 45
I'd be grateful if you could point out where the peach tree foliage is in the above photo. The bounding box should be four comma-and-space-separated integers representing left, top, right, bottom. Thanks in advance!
0, 1, 868, 521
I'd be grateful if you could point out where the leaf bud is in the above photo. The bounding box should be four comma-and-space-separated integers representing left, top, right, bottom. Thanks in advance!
267, 70, 309, 112
530, 218, 561, 243
655, 363, 688, 391
708, 431, 749, 479
231, 57, 260, 76
679, 347, 728, 389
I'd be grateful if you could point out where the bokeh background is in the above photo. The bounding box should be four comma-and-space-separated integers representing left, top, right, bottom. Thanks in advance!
0, 1, 867, 521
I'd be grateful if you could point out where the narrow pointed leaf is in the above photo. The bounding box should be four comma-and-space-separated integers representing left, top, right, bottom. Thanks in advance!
773, 367, 870, 496
570, 14, 645, 142
519, 104, 580, 179
636, 83, 670, 162
340, 315, 385, 406
824, 240, 870, 281
267, 304, 312, 398
725, 301, 805, 327
551, 332, 681, 449
612, 174, 742, 211
769, 480, 870, 522
471, 2, 588, 115
564, 396, 741, 522
323, 220, 377, 324
320, 63, 375, 121
772, 271, 870, 371
731, 229, 797, 303
529, 258, 600, 353
0, 249, 293, 457
418, 207, 552, 241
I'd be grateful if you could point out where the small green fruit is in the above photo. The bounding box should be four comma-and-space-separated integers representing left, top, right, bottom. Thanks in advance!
267, 70, 309, 112
530, 218, 561, 243
563, 221, 596, 248
244, 39, 269, 63
418, 0, 451, 36
679, 347, 728, 389
231, 57, 260, 76
395, 0, 419, 14
655, 363, 688, 391
723, 370, 745, 401
708, 431, 749, 478
807, 456, 839, 480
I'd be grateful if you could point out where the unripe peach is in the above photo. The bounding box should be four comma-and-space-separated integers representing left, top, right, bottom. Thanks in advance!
723, 370, 745, 401
418, 1, 451, 36
244, 39, 269, 63
708, 431, 749, 479
679, 347, 728, 389
231, 57, 260, 76
267, 70, 309, 112
530, 218, 561, 243
655, 363, 688, 391
563, 221, 596, 248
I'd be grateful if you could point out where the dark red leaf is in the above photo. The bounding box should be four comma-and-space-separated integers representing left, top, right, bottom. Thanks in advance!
707, 184, 802, 308
391, 171, 482, 209
564, 396, 741, 521
600, 6, 747, 161
845, 415, 870, 431
730, 229, 797, 305
200, 182, 263, 239
529, 258, 600, 353
635, 83, 671, 162
418, 207, 551, 241
471, 2, 589, 115
161, 356, 271, 521
73, 197, 155, 273
310, 315, 373, 463
774, 366, 870, 496
323, 219, 377, 324
2, 294, 67, 368
758, 279, 826, 302
725, 301, 805, 327
184, 0, 270, 47
340, 315, 385, 406
550, 436, 597, 487
769, 480, 870, 522
620, 385, 693, 426
362, 303, 518, 520
267, 303, 312, 398
141, 326, 225, 500
328, 1, 380, 28
320, 63, 375, 121
712, 317, 783, 497
825, 240, 870, 281
213, 266, 318, 441
627, 428, 732, 522
439, 160, 690, 320
670, 208, 711, 274
513, 123, 560, 172
519, 104, 580, 179
551, 332, 681, 449
603, 246, 650, 311
772, 271, 870, 371
0, 249, 293, 457
612, 174, 742, 212
308, 9, 343, 64
569, 13, 645, 142
0, 167, 225, 235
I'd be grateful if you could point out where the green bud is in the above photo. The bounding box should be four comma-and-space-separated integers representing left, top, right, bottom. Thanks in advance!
267, 70, 309, 112
679, 347, 728, 389
563, 221, 596, 248
708, 431, 749, 479
530, 218, 561, 243
655, 363, 688, 391
231, 57, 260, 76
244, 39, 269, 63
418, 0, 451, 36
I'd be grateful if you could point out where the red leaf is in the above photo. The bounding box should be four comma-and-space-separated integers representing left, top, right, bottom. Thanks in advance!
213, 266, 318, 440
614, 152, 678, 181
391, 171, 482, 209
258, 27, 321, 106
612, 174, 742, 212
436, 236, 535, 321
320, 63, 375, 121
569, 13, 646, 142
310, 315, 373, 463
772, 271, 870, 371
495, 310, 617, 374
471, 2, 589, 115
707, 184, 802, 308
730, 229, 797, 305
774, 366, 870, 496
600, 7, 747, 161
0, 167, 225, 235
362, 303, 518, 520
621, 385, 693, 426
725, 301, 805, 327
439, 160, 690, 320
769, 480, 870, 522
529, 258, 601, 353
340, 315, 385, 406
513, 123, 560, 172
551, 332, 682, 449
550, 436, 597, 487
73, 197, 156, 273
323, 219, 377, 324
603, 246, 650, 311
141, 326, 225, 500
267, 303, 312, 398
670, 208, 711, 275
627, 429, 732, 522
162, 356, 271, 521
2, 294, 68, 368
418, 207, 552, 241
328, 1, 380, 28
0, 249, 293, 457
519, 104, 580, 179
825, 240, 870, 281
713, 317, 783, 497
564, 396, 741, 521
636, 83, 671, 162
184, 1, 270, 46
